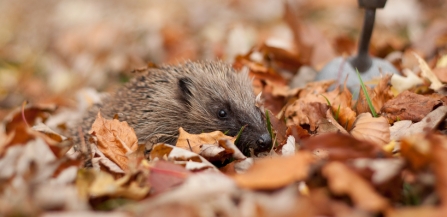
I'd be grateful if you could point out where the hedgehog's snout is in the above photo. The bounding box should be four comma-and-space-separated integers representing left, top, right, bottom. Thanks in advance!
255, 133, 272, 152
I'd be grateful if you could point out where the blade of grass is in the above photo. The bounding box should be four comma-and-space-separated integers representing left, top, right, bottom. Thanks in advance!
335, 104, 340, 121
265, 109, 276, 147
319, 94, 332, 107
356, 68, 378, 117
234, 124, 247, 145
320, 94, 340, 121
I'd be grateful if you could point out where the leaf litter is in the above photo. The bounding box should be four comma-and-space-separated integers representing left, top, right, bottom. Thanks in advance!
1, 0, 447, 216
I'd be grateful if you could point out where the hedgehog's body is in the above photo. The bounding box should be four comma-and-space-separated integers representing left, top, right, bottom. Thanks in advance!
77, 61, 271, 155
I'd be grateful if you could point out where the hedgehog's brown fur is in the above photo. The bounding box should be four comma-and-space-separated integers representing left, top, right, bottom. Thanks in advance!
75, 61, 271, 155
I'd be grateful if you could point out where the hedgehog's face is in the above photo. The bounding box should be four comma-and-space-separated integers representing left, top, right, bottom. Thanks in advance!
209, 100, 272, 156
177, 70, 272, 156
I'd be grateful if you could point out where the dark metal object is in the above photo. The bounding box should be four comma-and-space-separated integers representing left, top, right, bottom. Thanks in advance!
350, 0, 387, 72
315, 0, 399, 95
358, 0, 387, 9
349, 8, 375, 72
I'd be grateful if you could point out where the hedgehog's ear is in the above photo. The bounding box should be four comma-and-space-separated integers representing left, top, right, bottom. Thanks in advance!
178, 77, 193, 105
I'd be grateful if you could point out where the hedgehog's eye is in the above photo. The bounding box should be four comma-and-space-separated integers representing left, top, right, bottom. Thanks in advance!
218, 109, 227, 119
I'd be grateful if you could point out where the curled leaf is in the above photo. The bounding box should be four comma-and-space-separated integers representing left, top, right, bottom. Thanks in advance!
350, 113, 390, 146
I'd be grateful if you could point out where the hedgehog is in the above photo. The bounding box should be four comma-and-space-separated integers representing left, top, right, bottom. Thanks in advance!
75, 61, 272, 156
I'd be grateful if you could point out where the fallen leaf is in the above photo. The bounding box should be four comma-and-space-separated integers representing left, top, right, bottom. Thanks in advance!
391, 69, 424, 94
90, 144, 124, 174
79, 169, 149, 200
413, 52, 444, 91
219, 158, 254, 175
285, 124, 311, 141
301, 133, 388, 161
389, 106, 447, 141
232, 151, 315, 190
400, 134, 432, 171
336, 106, 357, 131
32, 122, 67, 143
350, 113, 390, 146
259, 44, 302, 73
131, 173, 246, 217
429, 134, 447, 205
281, 136, 296, 156
386, 206, 443, 217
253, 79, 287, 115
356, 74, 394, 114
322, 161, 389, 212
269, 108, 288, 147
176, 127, 235, 153
412, 20, 447, 58
175, 128, 242, 162
351, 158, 405, 184
286, 101, 332, 133
325, 109, 349, 134
433, 67, 447, 83
89, 112, 139, 171
144, 160, 191, 195
4, 104, 56, 134
150, 143, 217, 172
381, 91, 445, 123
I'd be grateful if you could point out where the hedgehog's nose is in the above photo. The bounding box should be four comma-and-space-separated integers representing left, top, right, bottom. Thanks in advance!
256, 133, 272, 151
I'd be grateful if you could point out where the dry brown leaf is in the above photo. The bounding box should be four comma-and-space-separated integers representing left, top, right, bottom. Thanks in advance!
297, 80, 336, 99
400, 134, 432, 171
232, 151, 315, 190
90, 144, 124, 174
351, 158, 405, 185
381, 91, 445, 123
176, 127, 235, 152
219, 158, 254, 175
386, 206, 444, 217
322, 161, 389, 212
323, 83, 353, 109
4, 104, 56, 134
78, 169, 149, 200
259, 43, 302, 73
356, 74, 394, 114
150, 143, 217, 172
269, 109, 288, 148
301, 133, 388, 161
350, 113, 390, 147
254, 80, 286, 115
175, 127, 242, 162
336, 106, 357, 131
144, 160, 192, 195
286, 124, 311, 141
390, 106, 447, 141
325, 109, 349, 134
89, 112, 139, 171
32, 123, 67, 143
286, 101, 330, 132
429, 134, 447, 206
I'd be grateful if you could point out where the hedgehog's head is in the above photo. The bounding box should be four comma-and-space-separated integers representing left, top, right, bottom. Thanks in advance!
177, 61, 272, 156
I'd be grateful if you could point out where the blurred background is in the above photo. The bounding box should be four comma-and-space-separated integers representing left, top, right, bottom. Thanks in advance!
0, 0, 446, 119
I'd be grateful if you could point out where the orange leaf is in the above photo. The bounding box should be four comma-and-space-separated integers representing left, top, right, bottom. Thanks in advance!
90, 112, 139, 171
232, 151, 314, 190
175, 127, 240, 162
350, 113, 390, 147
322, 161, 389, 212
